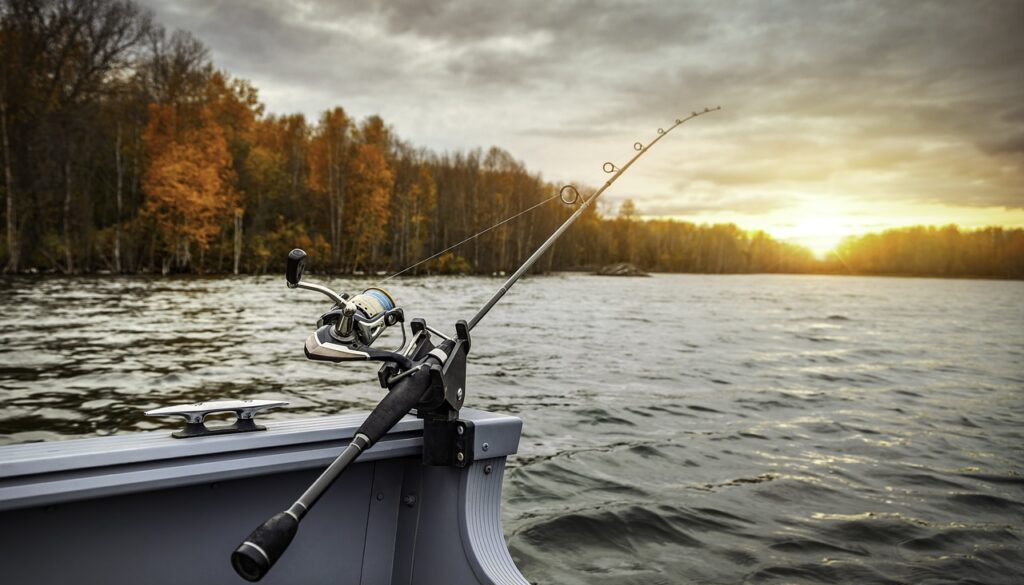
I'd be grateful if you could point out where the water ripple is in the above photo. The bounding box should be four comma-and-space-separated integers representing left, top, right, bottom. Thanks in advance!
1, 273, 1023, 583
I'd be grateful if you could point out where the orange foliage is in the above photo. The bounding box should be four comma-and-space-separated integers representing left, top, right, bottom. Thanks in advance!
307, 107, 350, 195
409, 163, 436, 238
142, 104, 238, 256
345, 143, 392, 270
307, 107, 352, 268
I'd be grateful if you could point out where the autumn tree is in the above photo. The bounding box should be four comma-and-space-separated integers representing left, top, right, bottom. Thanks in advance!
242, 142, 285, 265
402, 161, 437, 273
202, 72, 259, 273
831, 226, 1024, 278
141, 28, 210, 106
344, 143, 392, 272
142, 104, 236, 273
0, 0, 152, 272
615, 199, 638, 264
308, 107, 351, 269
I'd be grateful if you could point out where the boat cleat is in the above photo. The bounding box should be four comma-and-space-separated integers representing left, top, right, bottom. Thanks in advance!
144, 399, 289, 439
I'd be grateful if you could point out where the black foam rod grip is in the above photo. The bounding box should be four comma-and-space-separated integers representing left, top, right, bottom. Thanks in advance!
231, 512, 299, 582
286, 249, 306, 286
357, 364, 433, 448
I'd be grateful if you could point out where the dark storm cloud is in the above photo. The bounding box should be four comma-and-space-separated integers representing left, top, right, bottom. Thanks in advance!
139, 0, 1024, 212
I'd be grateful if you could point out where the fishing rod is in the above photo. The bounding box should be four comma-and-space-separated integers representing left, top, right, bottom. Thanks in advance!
230, 107, 720, 582
469, 106, 721, 330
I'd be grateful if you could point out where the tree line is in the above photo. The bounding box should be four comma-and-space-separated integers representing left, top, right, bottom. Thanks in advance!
828, 226, 1024, 279
1, 0, 1020, 280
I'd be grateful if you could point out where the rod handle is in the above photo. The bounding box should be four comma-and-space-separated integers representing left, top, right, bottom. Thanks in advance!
231, 511, 298, 582
356, 350, 439, 446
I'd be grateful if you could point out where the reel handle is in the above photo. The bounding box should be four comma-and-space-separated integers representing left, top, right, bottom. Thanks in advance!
284, 249, 346, 304
286, 249, 306, 287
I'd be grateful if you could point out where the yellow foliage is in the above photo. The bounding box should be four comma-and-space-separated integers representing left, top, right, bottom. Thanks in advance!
142, 105, 238, 254
427, 252, 471, 275
345, 143, 393, 270
307, 107, 350, 195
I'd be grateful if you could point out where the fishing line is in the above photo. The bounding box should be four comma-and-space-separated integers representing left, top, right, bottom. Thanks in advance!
467, 106, 722, 330
378, 188, 581, 282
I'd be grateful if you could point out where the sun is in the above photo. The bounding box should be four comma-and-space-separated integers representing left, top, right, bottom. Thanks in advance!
771, 216, 859, 258
741, 196, 866, 258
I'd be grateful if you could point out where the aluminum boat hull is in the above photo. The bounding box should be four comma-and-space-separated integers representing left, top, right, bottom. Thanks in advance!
0, 408, 529, 585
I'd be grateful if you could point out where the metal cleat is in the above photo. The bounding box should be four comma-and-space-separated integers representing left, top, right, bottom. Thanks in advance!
145, 399, 289, 439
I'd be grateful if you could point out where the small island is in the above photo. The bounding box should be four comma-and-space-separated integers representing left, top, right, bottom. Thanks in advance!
595, 263, 650, 277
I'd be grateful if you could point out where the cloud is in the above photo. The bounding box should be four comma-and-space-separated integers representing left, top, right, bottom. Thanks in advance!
137, 0, 1024, 217
981, 133, 1024, 157
632, 192, 793, 217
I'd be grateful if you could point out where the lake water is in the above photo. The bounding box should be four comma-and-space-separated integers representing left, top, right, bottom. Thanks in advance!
1, 273, 1022, 584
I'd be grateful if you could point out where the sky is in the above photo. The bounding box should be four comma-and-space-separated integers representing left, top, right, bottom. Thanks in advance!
139, 0, 1024, 255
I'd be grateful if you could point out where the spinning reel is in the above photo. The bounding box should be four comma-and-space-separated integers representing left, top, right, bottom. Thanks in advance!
285, 249, 412, 369
284, 248, 470, 439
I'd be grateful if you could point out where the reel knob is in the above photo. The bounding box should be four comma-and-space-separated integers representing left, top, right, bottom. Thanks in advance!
286, 249, 307, 287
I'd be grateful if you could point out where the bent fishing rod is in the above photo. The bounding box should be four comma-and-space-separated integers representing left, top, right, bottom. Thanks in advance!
230, 106, 720, 582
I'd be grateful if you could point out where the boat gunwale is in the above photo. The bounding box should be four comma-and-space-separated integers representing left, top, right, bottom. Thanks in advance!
0, 408, 521, 480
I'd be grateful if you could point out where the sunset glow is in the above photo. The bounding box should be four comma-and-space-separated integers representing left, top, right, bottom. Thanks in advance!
668, 200, 1024, 258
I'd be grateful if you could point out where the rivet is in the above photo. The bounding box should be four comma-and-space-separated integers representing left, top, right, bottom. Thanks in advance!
484, 464, 493, 475
482, 442, 489, 451
403, 495, 417, 507
457, 425, 464, 435
376, 492, 384, 501
456, 452, 465, 462
456, 387, 464, 400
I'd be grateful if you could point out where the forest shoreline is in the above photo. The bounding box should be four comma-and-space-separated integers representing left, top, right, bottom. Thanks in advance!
2, 2, 1021, 280
1, 268, 1020, 282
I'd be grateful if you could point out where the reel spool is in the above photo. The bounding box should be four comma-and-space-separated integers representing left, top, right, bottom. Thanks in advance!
319, 287, 403, 347
304, 286, 406, 365
350, 288, 396, 319
343, 288, 398, 344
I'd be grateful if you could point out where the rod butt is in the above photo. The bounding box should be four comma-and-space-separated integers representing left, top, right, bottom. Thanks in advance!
231, 511, 298, 582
